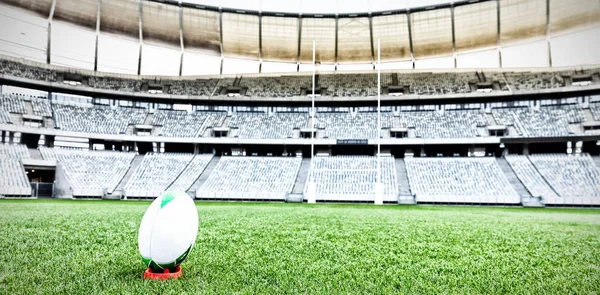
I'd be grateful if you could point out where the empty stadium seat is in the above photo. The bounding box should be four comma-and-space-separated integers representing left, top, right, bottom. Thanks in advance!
230, 112, 308, 139
53, 102, 147, 134
528, 153, 600, 205
198, 156, 302, 200
505, 155, 560, 203
124, 152, 195, 198
306, 155, 398, 202
40, 147, 135, 197
405, 157, 520, 204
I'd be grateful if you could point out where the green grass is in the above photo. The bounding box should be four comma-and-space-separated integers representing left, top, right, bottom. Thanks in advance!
1, 200, 599, 294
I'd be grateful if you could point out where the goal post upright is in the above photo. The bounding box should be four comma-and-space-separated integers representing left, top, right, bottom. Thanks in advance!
375, 39, 383, 205
307, 40, 317, 204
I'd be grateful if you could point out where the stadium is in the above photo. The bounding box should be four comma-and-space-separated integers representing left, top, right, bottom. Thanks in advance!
0, 0, 599, 293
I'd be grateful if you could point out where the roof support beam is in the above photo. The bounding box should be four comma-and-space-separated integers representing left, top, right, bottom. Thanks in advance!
451, 4, 457, 68
546, 0, 552, 67
94, 0, 101, 71
297, 15, 302, 72
368, 14, 375, 68
258, 12, 262, 73
179, 4, 184, 76
47, 0, 56, 65
497, 0, 502, 68
137, 0, 143, 75
406, 11, 415, 69
219, 8, 224, 75
334, 15, 338, 70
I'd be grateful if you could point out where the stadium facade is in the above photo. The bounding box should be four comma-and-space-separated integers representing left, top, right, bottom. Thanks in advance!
0, 0, 599, 206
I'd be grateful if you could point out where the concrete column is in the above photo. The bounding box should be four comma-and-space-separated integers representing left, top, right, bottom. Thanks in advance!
523, 144, 529, 155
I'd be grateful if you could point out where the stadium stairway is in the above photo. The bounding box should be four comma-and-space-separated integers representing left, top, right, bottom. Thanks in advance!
24, 101, 34, 115
291, 157, 311, 195
188, 156, 220, 197
496, 158, 539, 206
583, 109, 596, 123
111, 154, 145, 198
28, 148, 43, 160
395, 158, 415, 204
143, 113, 153, 125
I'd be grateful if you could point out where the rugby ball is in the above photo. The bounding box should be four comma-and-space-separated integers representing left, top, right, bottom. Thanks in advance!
138, 191, 198, 271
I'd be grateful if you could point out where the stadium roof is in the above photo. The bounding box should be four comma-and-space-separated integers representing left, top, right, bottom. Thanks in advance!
0, 0, 599, 75
181, 0, 453, 14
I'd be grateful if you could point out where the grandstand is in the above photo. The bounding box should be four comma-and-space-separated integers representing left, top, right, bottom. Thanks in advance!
198, 156, 302, 200
123, 152, 195, 198
0, 143, 31, 196
405, 157, 520, 204
2, 0, 600, 293
0, 0, 598, 208
306, 155, 398, 202
39, 147, 135, 198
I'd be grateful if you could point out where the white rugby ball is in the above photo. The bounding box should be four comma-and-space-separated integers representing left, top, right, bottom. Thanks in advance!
138, 191, 198, 271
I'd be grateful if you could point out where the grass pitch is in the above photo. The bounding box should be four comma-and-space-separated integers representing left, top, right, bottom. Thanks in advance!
0, 200, 599, 294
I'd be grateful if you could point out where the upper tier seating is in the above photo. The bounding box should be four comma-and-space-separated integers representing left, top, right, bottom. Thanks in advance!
2, 57, 598, 100
405, 157, 520, 203
153, 110, 226, 138
316, 111, 392, 139
320, 73, 392, 97
504, 72, 565, 92
306, 155, 398, 202
398, 110, 487, 139
198, 156, 301, 200
0, 59, 57, 82
53, 102, 147, 134
484, 72, 510, 91
88, 76, 141, 92
167, 154, 214, 192
229, 112, 308, 139
40, 147, 135, 197
528, 154, 600, 203
166, 79, 219, 97
124, 152, 194, 197
242, 76, 310, 97
0, 94, 26, 114
504, 155, 560, 202
397, 72, 477, 95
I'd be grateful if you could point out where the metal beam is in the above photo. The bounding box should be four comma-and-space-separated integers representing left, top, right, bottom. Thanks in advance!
368, 14, 375, 67
451, 4, 457, 68
258, 12, 262, 73
334, 15, 338, 69
497, 0, 502, 68
94, 0, 101, 71
219, 8, 224, 75
137, 0, 143, 75
297, 15, 302, 72
179, 4, 184, 76
47, 0, 57, 65
406, 10, 415, 69
546, 0, 552, 67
